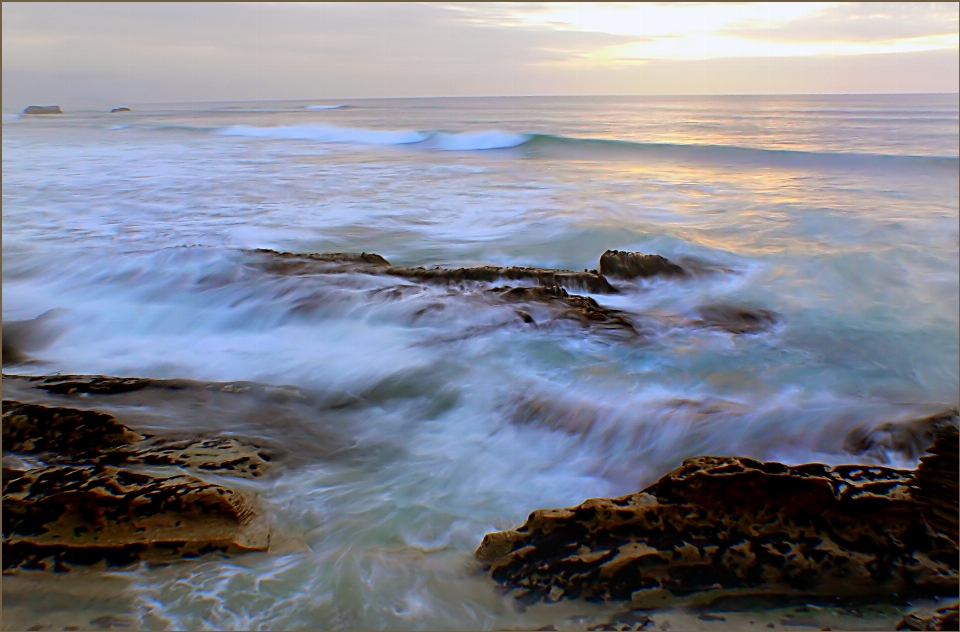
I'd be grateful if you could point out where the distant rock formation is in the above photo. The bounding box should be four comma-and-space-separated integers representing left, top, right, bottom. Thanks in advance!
22, 105, 62, 115
476, 416, 959, 606
110, 107, 131, 113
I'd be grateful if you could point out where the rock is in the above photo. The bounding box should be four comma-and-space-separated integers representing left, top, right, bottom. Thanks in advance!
492, 285, 638, 337
693, 304, 779, 334
3, 400, 272, 479
21, 374, 174, 395
2, 465, 267, 572
110, 107, 131, 113
251, 249, 618, 294
385, 265, 617, 295
2, 311, 63, 366
476, 424, 959, 606
844, 408, 959, 463
896, 603, 959, 631
22, 105, 62, 115
3, 401, 144, 458
913, 423, 959, 545
599, 250, 686, 280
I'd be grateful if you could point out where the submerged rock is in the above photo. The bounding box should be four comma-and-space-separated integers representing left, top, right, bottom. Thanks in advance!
110, 107, 131, 113
693, 304, 779, 334
2, 400, 273, 479
2, 465, 267, 572
2, 311, 63, 366
251, 249, 618, 294
493, 285, 638, 338
897, 603, 959, 631
599, 250, 686, 280
476, 423, 959, 606
22, 105, 62, 115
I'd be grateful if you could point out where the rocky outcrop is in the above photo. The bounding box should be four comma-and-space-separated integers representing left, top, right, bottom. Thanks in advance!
897, 604, 959, 631
493, 286, 638, 338
693, 304, 779, 335
23, 105, 62, 115
476, 422, 959, 606
2, 400, 272, 479
3, 465, 267, 572
913, 423, 959, 545
110, 107, 131, 113
599, 250, 686, 280
252, 249, 617, 294
3, 399, 274, 571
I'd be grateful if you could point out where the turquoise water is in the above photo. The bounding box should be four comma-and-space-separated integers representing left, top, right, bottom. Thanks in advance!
3, 94, 958, 629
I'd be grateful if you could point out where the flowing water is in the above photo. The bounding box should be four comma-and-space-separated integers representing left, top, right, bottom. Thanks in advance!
2, 94, 958, 630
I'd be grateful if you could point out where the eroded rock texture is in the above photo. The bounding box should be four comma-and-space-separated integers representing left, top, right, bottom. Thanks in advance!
897, 604, 960, 631
493, 286, 639, 338
252, 248, 617, 294
476, 424, 959, 606
2, 400, 272, 479
599, 250, 686, 280
3, 465, 267, 572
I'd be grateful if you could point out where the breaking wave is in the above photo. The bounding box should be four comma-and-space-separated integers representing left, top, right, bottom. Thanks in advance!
216, 123, 958, 168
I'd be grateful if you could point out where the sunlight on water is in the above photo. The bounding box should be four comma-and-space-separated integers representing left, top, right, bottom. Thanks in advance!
3, 94, 958, 630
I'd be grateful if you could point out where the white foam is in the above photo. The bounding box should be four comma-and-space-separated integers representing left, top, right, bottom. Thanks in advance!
3, 113, 21, 119
307, 104, 348, 110
219, 124, 427, 146
421, 131, 531, 151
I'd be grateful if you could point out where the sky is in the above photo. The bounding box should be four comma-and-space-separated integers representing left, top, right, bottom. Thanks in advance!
2, 2, 958, 108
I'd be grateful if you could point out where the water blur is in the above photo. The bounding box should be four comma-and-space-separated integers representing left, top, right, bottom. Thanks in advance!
3, 94, 958, 629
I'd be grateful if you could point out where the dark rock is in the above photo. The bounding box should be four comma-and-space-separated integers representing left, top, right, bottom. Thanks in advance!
3, 401, 144, 457
2, 311, 63, 366
844, 408, 959, 462
913, 423, 959, 545
385, 265, 617, 295
2, 400, 272, 479
22, 374, 171, 395
693, 304, 779, 334
492, 285, 638, 337
476, 424, 959, 606
897, 604, 959, 631
2, 465, 267, 572
22, 105, 62, 115
599, 250, 686, 280
251, 249, 618, 294
109, 107, 131, 113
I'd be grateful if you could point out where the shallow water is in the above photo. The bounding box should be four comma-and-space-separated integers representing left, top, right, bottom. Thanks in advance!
3, 94, 958, 630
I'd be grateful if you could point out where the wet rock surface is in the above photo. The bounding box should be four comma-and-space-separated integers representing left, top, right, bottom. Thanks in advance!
492, 285, 639, 338
109, 107, 131, 113
599, 250, 687, 280
692, 304, 780, 335
476, 422, 959, 607
3, 465, 267, 572
252, 248, 618, 294
897, 603, 960, 631
2, 391, 279, 571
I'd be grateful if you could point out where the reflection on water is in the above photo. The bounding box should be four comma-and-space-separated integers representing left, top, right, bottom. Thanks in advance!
2, 94, 958, 629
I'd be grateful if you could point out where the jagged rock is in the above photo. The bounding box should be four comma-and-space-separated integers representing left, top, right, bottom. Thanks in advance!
913, 423, 959, 545
897, 603, 959, 631
110, 107, 131, 113
2, 400, 272, 479
22, 105, 62, 115
599, 250, 686, 280
693, 304, 779, 334
844, 408, 959, 462
21, 374, 173, 395
3, 401, 144, 457
251, 249, 618, 294
385, 265, 617, 295
493, 285, 638, 337
476, 424, 959, 606
2, 465, 267, 572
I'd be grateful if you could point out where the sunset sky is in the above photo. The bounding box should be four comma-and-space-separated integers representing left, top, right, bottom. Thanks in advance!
3, 2, 958, 108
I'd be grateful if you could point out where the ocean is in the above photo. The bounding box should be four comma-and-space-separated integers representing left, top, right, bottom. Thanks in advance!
2, 94, 958, 629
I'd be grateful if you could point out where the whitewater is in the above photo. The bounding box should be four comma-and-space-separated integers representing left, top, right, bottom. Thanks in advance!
2, 94, 958, 630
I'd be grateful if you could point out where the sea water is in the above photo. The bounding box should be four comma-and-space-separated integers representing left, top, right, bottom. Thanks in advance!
2, 94, 958, 629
